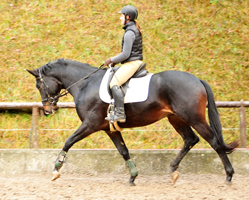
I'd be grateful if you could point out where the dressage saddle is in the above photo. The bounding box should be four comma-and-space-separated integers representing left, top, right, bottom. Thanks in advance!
107, 63, 148, 97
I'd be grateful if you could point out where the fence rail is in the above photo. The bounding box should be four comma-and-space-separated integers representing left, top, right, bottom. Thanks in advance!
0, 101, 249, 109
0, 101, 248, 148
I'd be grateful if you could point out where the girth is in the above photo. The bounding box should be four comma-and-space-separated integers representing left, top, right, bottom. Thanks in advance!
107, 63, 148, 97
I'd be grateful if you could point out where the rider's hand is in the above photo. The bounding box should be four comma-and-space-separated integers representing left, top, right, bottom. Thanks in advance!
104, 58, 112, 66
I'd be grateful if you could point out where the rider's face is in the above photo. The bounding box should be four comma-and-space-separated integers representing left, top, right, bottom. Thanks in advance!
120, 14, 125, 25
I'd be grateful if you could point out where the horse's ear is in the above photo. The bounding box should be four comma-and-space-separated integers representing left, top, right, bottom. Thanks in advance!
26, 69, 39, 77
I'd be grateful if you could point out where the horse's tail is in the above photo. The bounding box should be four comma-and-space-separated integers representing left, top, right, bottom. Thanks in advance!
200, 79, 239, 154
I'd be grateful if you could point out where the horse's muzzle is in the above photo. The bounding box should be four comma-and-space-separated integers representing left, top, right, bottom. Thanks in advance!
43, 101, 59, 115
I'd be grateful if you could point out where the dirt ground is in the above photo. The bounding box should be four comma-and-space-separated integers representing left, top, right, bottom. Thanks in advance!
0, 173, 248, 200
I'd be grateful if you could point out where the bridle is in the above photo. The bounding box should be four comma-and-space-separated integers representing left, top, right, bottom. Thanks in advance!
37, 64, 105, 110
37, 69, 58, 106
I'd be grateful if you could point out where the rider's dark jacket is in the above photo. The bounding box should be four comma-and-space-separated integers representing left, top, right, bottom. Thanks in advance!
121, 21, 143, 64
111, 21, 143, 64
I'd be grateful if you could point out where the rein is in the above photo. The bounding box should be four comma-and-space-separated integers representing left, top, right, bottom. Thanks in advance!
56, 64, 104, 99
38, 64, 105, 104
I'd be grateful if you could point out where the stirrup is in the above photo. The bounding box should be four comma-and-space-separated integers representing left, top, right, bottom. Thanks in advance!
105, 102, 115, 123
105, 114, 126, 123
113, 107, 126, 123
105, 115, 114, 123
113, 115, 126, 123
105, 104, 123, 132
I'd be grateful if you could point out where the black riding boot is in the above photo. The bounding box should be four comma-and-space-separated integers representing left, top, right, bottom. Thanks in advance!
105, 85, 126, 123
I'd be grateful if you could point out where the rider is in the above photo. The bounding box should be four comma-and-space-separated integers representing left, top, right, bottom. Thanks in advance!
104, 5, 143, 123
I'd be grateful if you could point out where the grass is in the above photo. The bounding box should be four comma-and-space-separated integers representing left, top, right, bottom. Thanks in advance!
0, 0, 248, 149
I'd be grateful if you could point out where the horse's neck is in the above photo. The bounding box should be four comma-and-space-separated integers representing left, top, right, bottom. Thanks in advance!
55, 64, 103, 97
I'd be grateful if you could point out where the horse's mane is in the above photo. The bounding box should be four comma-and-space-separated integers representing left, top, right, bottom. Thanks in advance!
38, 58, 94, 75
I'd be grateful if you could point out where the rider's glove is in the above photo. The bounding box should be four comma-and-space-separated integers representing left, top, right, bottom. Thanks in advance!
104, 58, 113, 66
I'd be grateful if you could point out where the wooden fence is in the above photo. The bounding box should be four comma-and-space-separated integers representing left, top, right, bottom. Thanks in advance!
0, 101, 248, 148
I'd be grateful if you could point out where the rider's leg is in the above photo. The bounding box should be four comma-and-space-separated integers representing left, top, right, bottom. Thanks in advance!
106, 60, 143, 123
110, 60, 143, 87
108, 85, 126, 122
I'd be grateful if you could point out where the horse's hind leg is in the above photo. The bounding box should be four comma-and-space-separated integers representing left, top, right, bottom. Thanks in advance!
105, 130, 138, 186
192, 122, 235, 183
168, 115, 200, 184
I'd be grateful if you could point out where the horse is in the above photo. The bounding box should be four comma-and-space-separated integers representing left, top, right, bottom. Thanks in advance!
27, 58, 239, 185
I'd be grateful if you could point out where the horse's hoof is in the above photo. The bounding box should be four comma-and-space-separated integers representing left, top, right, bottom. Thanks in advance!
225, 180, 232, 186
51, 171, 60, 181
126, 181, 136, 187
126, 175, 137, 186
171, 171, 179, 184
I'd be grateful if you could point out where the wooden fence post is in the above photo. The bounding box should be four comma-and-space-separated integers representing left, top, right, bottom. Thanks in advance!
239, 100, 247, 148
31, 106, 39, 149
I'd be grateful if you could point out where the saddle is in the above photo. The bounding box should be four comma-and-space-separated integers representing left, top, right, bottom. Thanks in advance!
107, 63, 148, 97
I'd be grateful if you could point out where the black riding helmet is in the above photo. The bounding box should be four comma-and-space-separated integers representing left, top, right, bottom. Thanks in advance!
118, 5, 138, 23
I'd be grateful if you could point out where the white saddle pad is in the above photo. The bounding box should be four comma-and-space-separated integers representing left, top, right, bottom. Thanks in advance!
99, 68, 153, 104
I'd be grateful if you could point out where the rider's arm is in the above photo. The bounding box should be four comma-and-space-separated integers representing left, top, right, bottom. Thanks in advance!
111, 31, 135, 64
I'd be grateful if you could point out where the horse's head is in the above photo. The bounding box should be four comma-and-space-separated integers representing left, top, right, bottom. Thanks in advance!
27, 67, 62, 115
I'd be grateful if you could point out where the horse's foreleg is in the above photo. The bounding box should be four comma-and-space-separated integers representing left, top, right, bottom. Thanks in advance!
51, 124, 94, 181
51, 150, 67, 181
106, 130, 138, 186
168, 116, 199, 184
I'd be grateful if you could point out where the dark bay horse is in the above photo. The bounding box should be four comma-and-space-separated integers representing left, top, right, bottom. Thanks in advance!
27, 58, 239, 185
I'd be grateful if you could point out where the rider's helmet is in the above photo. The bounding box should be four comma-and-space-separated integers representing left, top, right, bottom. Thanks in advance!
118, 5, 138, 21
